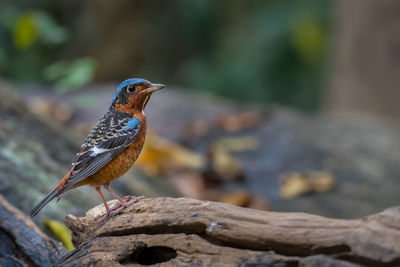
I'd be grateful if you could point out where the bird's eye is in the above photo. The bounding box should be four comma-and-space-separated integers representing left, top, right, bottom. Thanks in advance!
127, 85, 136, 93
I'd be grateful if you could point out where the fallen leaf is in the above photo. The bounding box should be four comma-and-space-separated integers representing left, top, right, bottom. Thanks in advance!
279, 171, 335, 199
204, 189, 269, 210
45, 219, 74, 251
221, 191, 250, 206
247, 195, 269, 211
217, 111, 264, 133
214, 136, 260, 152
52, 102, 73, 122
205, 144, 244, 182
136, 133, 205, 176
27, 96, 52, 119
167, 172, 205, 199
27, 96, 73, 123
184, 119, 210, 137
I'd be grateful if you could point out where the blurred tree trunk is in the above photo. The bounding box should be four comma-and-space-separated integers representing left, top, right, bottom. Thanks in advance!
326, 0, 400, 122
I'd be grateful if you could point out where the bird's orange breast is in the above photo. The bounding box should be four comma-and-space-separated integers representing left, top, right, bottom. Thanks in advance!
78, 117, 147, 187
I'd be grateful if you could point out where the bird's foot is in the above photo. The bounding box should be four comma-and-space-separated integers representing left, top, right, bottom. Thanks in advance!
110, 195, 145, 216
99, 205, 112, 223
99, 213, 110, 223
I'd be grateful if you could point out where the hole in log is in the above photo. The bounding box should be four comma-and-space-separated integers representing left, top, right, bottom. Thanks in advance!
122, 246, 177, 265
136, 246, 177, 265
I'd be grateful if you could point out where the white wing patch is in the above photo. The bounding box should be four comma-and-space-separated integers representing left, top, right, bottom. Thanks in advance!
89, 146, 108, 156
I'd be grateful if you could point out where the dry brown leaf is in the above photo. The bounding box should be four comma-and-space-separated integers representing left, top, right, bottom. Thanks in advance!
214, 136, 260, 152
136, 133, 245, 182
247, 195, 269, 211
206, 145, 243, 181
217, 111, 263, 133
204, 189, 269, 210
184, 119, 210, 137
135, 134, 205, 176
203, 136, 257, 182
27, 96, 73, 123
53, 102, 73, 122
279, 171, 335, 199
167, 172, 205, 199
220, 191, 250, 207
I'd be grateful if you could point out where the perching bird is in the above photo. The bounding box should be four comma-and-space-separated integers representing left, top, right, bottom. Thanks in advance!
30, 78, 164, 219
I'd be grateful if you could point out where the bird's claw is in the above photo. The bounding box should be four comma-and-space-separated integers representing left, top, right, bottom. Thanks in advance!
99, 212, 110, 223
98, 195, 145, 221
110, 195, 145, 216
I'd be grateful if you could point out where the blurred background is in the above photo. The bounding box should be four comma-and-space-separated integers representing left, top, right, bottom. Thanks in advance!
1, 0, 400, 238
1, 0, 330, 109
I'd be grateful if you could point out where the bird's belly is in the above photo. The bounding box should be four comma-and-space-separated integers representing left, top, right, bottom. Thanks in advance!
80, 137, 145, 187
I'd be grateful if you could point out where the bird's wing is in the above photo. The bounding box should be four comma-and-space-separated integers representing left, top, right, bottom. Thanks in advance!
56, 114, 141, 196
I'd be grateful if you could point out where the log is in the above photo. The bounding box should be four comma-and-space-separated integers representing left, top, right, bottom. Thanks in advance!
59, 197, 400, 266
0, 195, 66, 267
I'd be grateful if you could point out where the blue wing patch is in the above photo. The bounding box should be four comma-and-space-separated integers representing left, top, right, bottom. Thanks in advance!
56, 112, 141, 195
123, 117, 140, 130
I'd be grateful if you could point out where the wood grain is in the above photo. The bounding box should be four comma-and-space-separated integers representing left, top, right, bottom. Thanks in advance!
60, 197, 400, 266
0, 195, 66, 267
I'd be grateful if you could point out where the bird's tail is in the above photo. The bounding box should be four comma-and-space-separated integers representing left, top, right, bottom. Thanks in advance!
30, 188, 58, 217
30, 168, 73, 217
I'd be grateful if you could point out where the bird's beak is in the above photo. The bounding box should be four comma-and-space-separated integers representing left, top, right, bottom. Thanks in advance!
141, 83, 165, 94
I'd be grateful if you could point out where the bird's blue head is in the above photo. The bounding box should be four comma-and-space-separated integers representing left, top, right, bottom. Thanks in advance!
111, 78, 149, 104
111, 78, 164, 113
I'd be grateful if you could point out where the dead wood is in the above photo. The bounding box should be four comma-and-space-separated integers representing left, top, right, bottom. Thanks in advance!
59, 197, 400, 266
0, 195, 66, 266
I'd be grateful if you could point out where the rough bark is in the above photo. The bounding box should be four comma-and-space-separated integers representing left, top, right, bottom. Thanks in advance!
60, 197, 400, 266
0, 195, 66, 267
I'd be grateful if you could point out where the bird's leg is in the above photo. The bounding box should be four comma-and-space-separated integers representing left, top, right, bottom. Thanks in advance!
103, 184, 144, 215
95, 186, 111, 222
103, 184, 126, 206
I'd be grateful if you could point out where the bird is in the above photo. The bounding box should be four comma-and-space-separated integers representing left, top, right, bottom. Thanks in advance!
30, 78, 165, 219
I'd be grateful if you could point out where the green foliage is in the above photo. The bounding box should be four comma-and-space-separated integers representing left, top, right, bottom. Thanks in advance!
0, 5, 95, 91
172, 0, 330, 110
0, 0, 330, 110
44, 58, 97, 92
